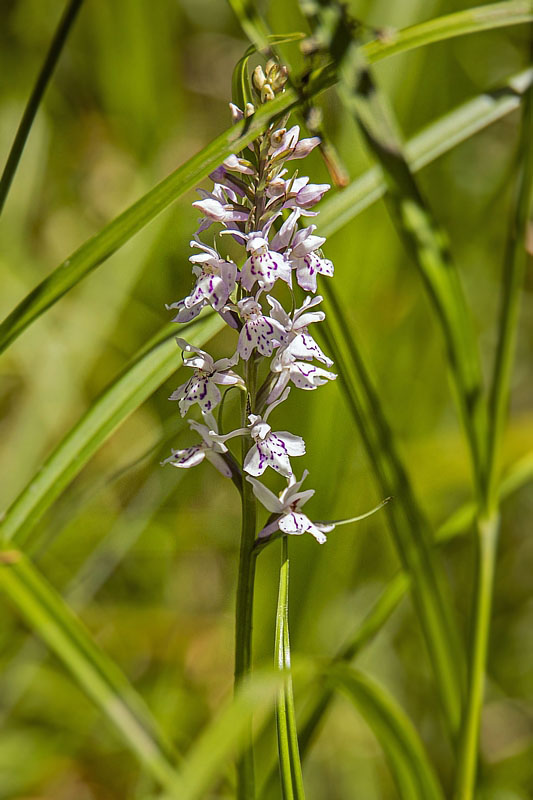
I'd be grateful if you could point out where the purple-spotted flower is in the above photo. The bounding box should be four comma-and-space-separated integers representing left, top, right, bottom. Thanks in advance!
247, 470, 334, 543
236, 297, 288, 360
266, 295, 333, 366
210, 390, 305, 478
266, 172, 330, 211
161, 414, 232, 478
268, 348, 336, 402
240, 234, 292, 292
193, 183, 249, 233
169, 339, 243, 416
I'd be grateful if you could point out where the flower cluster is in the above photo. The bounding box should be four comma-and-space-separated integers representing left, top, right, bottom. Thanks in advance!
162, 61, 338, 543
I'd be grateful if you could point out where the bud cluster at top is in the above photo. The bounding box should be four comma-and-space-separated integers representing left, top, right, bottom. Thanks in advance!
161, 60, 338, 544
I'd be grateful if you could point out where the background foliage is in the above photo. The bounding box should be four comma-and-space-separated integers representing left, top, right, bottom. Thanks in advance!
0, 1, 532, 798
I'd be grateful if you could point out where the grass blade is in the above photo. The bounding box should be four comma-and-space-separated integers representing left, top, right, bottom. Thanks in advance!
1, 2, 532, 353
276, 537, 306, 800
175, 671, 283, 800
455, 45, 533, 800
0, 0, 84, 215
0, 313, 223, 547
303, 0, 486, 498
318, 69, 533, 237
0, 550, 182, 795
321, 283, 465, 734
363, 0, 533, 64
330, 665, 445, 800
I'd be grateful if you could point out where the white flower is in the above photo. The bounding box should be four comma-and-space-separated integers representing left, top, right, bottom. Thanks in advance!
288, 225, 334, 293
236, 297, 288, 360
266, 295, 333, 366
268, 348, 336, 402
209, 389, 304, 478
240, 234, 292, 292
169, 339, 243, 416
247, 470, 334, 543
161, 414, 232, 478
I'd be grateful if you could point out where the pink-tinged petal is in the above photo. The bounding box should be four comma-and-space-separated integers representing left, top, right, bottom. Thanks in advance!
213, 371, 242, 386
286, 136, 320, 160
266, 371, 290, 404
270, 209, 301, 251
295, 182, 330, 207
275, 431, 306, 456
223, 154, 256, 175
161, 446, 206, 469
229, 102, 243, 122
205, 451, 233, 478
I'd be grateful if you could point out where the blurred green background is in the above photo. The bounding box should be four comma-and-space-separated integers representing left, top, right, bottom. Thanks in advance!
0, 1, 532, 798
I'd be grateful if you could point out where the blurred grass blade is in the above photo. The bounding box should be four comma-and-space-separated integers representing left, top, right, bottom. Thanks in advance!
485, 54, 533, 507
276, 537, 306, 800
330, 665, 445, 800
297, 574, 409, 758
227, 0, 271, 53
0, 313, 223, 547
1, 5, 532, 354
0, 550, 182, 795
318, 69, 533, 237
175, 671, 283, 800
455, 52, 533, 800
0, 0, 84, 216
303, 0, 486, 498
320, 284, 464, 734
363, 0, 533, 63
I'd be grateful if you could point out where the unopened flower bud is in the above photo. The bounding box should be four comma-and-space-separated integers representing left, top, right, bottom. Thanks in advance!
270, 65, 289, 92
252, 65, 266, 91
244, 102, 255, 117
261, 84, 275, 102
270, 128, 286, 148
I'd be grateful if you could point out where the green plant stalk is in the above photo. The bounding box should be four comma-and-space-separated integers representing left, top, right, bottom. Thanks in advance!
455, 49, 533, 800
454, 514, 499, 800
2, 1, 532, 354
0, 0, 84, 215
235, 357, 258, 800
276, 536, 306, 800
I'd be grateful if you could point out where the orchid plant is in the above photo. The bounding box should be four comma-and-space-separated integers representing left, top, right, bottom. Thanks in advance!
161, 58, 385, 798
162, 60, 338, 543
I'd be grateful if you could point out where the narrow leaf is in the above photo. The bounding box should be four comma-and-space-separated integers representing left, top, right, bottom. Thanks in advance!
0, 551, 182, 796
275, 537, 306, 800
0, 0, 84, 215
0, 313, 223, 547
304, 0, 487, 496
330, 665, 445, 800
320, 283, 465, 734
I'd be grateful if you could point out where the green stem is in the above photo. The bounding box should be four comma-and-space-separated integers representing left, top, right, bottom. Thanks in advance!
454, 514, 499, 800
455, 35, 533, 797
276, 536, 306, 800
0, 0, 84, 215
234, 359, 258, 800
